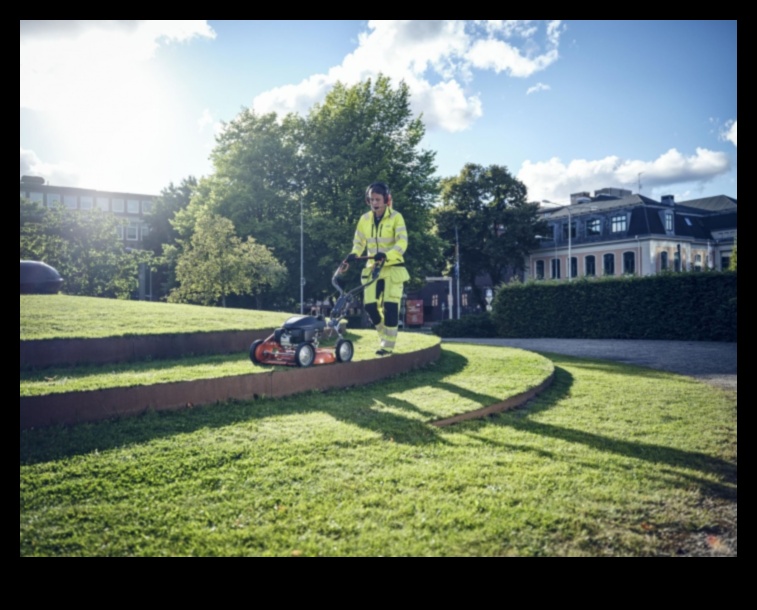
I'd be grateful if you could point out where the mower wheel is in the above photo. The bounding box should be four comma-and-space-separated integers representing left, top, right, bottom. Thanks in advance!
294, 342, 316, 367
249, 339, 265, 365
335, 339, 354, 363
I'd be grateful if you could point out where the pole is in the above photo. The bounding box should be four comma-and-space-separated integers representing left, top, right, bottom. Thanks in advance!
300, 199, 304, 314
455, 225, 461, 319
568, 206, 572, 281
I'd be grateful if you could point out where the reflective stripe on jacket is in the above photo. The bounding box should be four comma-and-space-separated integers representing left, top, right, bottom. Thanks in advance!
351, 208, 408, 271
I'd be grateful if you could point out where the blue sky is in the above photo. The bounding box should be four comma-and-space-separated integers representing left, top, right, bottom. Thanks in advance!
20, 20, 737, 204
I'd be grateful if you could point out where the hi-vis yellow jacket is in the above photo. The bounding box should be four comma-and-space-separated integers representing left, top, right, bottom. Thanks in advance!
350, 208, 408, 273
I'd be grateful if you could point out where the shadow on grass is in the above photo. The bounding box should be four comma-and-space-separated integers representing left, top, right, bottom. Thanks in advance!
459, 363, 736, 501
20, 348, 474, 462
20, 349, 735, 503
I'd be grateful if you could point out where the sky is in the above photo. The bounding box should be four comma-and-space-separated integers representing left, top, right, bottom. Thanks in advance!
20, 20, 737, 205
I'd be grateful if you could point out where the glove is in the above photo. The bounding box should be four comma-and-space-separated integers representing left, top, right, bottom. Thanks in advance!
373, 252, 387, 264
346, 253, 357, 263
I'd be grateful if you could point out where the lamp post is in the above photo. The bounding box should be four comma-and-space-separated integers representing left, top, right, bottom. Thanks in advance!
300, 198, 305, 314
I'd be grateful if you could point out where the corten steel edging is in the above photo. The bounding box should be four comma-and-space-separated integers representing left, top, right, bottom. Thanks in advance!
20, 329, 272, 369
430, 370, 555, 427
20, 344, 441, 430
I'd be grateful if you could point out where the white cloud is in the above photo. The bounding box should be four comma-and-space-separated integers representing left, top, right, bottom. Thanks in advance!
518, 148, 731, 202
20, 21, 216, 192
721, 119, 737, 147
20, 147, 80, 186
526, 82, 550, 95
252, 20, 563, 132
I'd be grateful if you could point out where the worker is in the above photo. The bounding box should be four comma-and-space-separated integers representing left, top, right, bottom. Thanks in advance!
346, 182, 409, 356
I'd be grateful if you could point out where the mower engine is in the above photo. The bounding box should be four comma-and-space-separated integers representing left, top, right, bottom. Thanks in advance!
275, 315, 326, 348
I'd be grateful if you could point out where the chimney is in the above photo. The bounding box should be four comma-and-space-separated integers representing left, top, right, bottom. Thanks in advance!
661, 194, 675, 206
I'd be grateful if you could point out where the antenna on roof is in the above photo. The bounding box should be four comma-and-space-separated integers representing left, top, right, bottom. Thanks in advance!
637, 172, 643, 194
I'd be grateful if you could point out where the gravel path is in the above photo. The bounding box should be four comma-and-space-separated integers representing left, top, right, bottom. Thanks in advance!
442, 338, 737, 392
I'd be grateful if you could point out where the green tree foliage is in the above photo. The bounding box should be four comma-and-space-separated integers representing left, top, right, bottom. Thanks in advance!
142, 176, 198, 256
176, 111, 304, 309
20, 197, 148, 299
301, 76, 445, 294
177, 75, 444, 310
729, 237, 737, 271
142, 176, 198, 299
433, 164, 547, 307
168, 211, 286, 307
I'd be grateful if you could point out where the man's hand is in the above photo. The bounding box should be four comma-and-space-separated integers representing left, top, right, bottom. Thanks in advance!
373, 252, 387, 264
345, 253, 357, 263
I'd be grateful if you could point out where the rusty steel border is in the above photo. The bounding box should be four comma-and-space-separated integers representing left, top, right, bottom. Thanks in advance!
20, 344, 442, 430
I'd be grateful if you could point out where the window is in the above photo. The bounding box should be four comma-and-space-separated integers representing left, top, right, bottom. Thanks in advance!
665, 212, 673, 232
535, 260, 545, 280
112, 198, 125, 213
562, 221, 576, 241
721, 255, 731, 270
623, 251, 635, 275
674, 249, 681, 272
432, 294, 438, 307
462, 293, 468, 307
63, 195, 77, 209
660, 251, 668, 271
551, 258, 561, 279
587, 219, 601, 236
28, 191, 44, 204
80, 195, 93, 210
603, 253, 615, 275
141, 200, 152, 214
96, 197, 110, 211
127, 199, 140, 214
570, 257, 577, 279
611, 215, 627, 233
585, 255, 596, 277
126, 220, 139, 240
694, 253, 702, 271
46, 193, 62, 207
140, 222, 150, 240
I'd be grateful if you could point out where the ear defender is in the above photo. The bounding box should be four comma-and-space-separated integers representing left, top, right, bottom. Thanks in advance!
365, 182, 391, 206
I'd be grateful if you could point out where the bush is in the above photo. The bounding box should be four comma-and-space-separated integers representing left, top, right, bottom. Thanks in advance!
432, 313, 497, 338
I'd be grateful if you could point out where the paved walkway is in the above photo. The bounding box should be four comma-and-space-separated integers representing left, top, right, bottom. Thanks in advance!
442, 338, 737, 393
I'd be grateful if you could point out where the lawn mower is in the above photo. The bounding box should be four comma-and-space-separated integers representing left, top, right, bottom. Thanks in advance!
249, 257, 381, 367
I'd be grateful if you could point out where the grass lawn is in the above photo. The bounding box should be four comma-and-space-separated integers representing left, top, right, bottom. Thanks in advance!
20, 341, 736, 556
20, 295, 290, 340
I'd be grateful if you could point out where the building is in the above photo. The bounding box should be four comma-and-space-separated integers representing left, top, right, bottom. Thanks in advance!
527, 189, 736, 281
20, 175, 156, 246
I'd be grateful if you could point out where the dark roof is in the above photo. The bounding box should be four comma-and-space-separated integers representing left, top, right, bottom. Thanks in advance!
677, 195, 737, 212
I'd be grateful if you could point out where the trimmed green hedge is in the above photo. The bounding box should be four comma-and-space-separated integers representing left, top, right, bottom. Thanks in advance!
433, 272, 736, 342
492, 272, 736, 342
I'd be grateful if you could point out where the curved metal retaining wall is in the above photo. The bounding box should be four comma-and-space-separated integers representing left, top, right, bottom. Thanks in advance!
20, 330, 272, 369
20, 344, 442, 430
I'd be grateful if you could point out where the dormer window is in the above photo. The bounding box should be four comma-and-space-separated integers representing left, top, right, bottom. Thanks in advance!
611, 215, 627, 233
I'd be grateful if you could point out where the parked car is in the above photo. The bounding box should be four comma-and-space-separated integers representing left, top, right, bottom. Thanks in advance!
20, 260, 64, 294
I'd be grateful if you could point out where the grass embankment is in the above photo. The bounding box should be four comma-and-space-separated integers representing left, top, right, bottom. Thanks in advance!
19, 330, 440, 396
20, 295, 289, 340
19, 296, 736, 556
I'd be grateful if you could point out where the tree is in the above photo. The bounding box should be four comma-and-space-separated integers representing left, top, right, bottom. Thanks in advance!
168, 211, 286, 307
433, 164, 547, 307
143, 176, 198, 256
728, 237, 737, 271
142, 176, 198, 299
20, 197, 147, 298
301, 75, 445, 295
176, 111, 304, 310
183, 75, 445, 311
